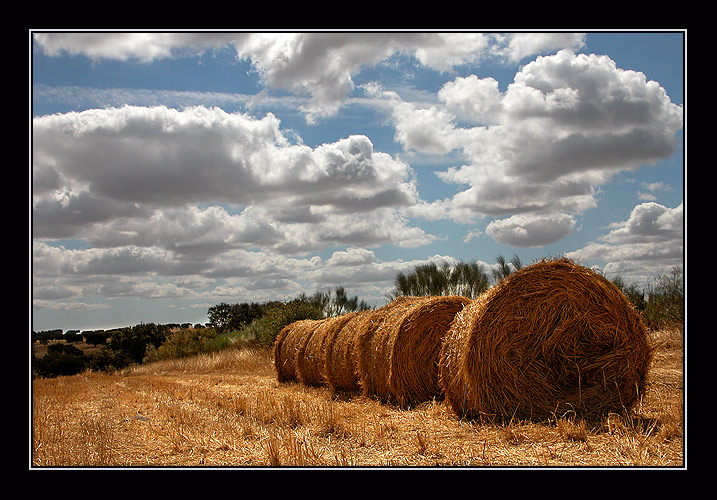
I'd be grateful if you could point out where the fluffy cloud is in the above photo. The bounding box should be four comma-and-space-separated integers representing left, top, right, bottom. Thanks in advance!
31, 33, 683, 320
34, 32, 586, 123
498, 32, 586, 63
601, 201, 683, 244
486, 213, 577, 247
32, 105, 426, 251
567, 202, 683, 282
31, 104, 438, 310
385, 49, 683, 246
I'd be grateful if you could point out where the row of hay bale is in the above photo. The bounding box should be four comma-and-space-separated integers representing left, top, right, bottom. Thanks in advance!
273, 258, 654, 420
274, 295, 470, 407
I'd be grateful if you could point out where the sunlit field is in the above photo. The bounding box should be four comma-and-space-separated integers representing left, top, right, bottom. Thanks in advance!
31, 326, 683, 468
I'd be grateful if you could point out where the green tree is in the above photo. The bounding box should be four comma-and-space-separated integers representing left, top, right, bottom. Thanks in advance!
106, 323, 169, 365
33, 343, 87, 378
611, 275, 647, 311
207, 303, 236, 332
87, 346, 131, 372
208, 302, 265, 333
391, 260, 491, 299
301, 287, 371, 317
246, 299, 323, 346
64, 330, 83, 343
83, 330, 111, 346
144, 326, 222, 362
492, 254, 523, 283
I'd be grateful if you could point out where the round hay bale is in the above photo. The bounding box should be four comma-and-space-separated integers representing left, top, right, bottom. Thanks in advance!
438, 295, 486, 417
273, 318, 324, 383
373, 295, 472, 407
323, 310, 371, 394
440, 257, 654, 421
355, 296, 432, 402
296, 313, 356, 387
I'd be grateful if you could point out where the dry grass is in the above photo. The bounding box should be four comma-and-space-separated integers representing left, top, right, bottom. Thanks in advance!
31, 326, 684, 468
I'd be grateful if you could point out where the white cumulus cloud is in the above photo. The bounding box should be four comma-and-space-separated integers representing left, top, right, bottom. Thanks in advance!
385, 49, 683, 243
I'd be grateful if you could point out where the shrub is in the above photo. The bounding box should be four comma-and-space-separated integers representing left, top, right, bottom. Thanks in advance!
86, 346, 132, 372
144, 327, 223, 362
245, 300, 323, 347
33, 343, 88, 378
643, 267, 684, 329
106, 323, 169, 365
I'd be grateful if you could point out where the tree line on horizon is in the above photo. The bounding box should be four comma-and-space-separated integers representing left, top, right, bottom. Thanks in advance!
32, 255, 683, 379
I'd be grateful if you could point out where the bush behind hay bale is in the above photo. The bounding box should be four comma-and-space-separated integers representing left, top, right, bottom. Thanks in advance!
440, 257, 654, 421
273, 319, 325, 383
376, 295, 472, 407
323, 310, 372, 394
297, 313, 357, 387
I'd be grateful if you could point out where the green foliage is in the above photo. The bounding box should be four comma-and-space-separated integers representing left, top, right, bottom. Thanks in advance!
611, 275, 647, 311
492, 254, 523, 282
643, 266, 684, 329
33, 343, 88, 378
82, 330, 111, 346
86, 347, 132, 373
143, 326, 226, 362
244, 299, 324, 346
611, 267, 683, 329
64, 330, 83, 343
207, 302, 266, 333
106, 323, 169, 365
32, 329, 64, 344
298, 286, 372, 317
392, 260, 491, 299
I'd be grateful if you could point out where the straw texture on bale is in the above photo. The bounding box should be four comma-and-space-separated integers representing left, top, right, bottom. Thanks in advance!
439, 258, 654, 421
296, 313, 358, 387
355, 297, 425, 400
323, 310, 372, 394
367, 295, 472, 407
273, 318, 325, 383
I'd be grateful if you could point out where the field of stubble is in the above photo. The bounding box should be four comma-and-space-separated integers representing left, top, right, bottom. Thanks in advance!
31, 326, 684, 468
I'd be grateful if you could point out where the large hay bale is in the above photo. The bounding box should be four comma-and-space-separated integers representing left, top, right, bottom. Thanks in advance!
323, 310, 372, 394
439, 258, 654, 421
370, 295, 472, 407
296, 313, 357, 387
356, 296, 442, 399
273, 318, 325, 383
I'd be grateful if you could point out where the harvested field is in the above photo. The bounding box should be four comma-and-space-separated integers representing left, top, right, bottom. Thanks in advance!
31, 325, 684, 467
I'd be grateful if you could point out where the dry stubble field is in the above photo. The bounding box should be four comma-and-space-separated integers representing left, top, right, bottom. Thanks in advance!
31, 326, 684, 468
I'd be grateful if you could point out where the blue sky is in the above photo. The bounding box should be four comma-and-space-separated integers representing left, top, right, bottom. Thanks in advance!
31, 31, 685, 332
